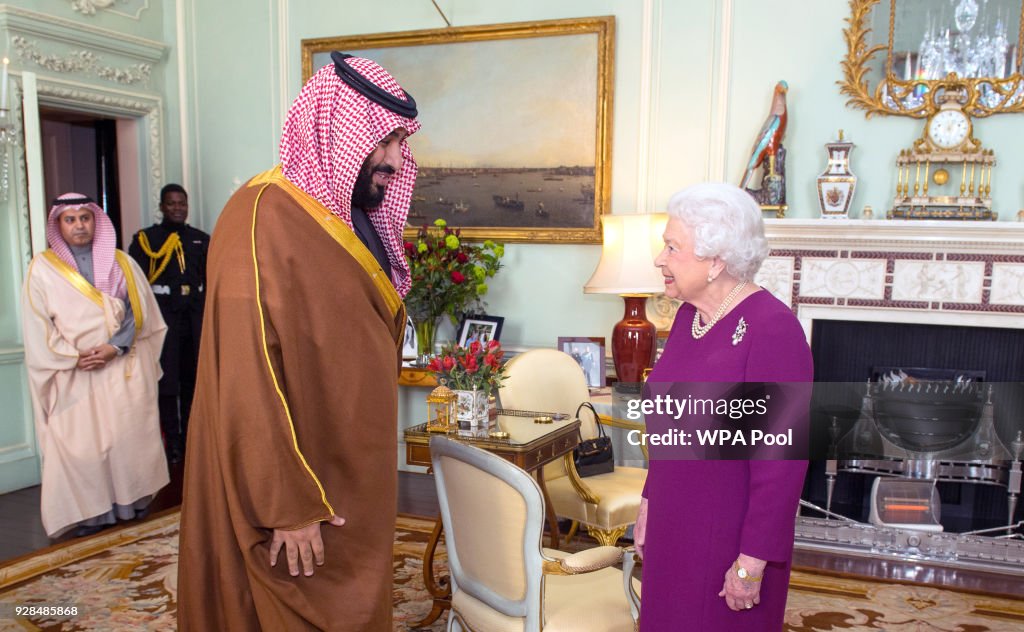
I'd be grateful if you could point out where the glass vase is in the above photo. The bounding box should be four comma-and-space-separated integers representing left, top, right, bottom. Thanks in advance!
413, 316, 439, 366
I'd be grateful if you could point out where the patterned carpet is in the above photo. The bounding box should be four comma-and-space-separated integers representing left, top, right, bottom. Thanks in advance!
0, 512, 1021, 631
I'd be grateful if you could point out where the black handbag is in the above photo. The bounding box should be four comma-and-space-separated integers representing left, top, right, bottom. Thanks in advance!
573, 402, 614, 478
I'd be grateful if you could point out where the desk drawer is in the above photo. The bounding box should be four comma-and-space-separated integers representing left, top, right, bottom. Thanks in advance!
406, 444, 432, 468
552, 434, 576, 457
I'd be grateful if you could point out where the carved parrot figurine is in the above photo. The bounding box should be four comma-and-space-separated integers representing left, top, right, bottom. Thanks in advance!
740, 80, 788, 190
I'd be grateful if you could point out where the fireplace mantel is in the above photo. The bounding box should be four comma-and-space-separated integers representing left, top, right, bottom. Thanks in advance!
764, 219, 1024, 254
645, 220, 1024, 331
749, 219, 1024, 329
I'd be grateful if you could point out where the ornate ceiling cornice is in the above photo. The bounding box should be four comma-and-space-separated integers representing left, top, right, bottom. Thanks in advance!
12, 36, 152, 85
0, 5, 165, 61
69, 0, 149, 20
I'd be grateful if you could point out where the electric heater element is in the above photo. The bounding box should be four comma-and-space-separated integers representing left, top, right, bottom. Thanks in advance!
869, 478, 944, 532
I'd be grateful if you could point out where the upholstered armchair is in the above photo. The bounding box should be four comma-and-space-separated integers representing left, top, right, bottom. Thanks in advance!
499, 349, 647, 547
430, 436, 638, 631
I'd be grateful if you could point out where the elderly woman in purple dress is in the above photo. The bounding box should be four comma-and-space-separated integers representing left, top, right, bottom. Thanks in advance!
634, 183, 812, 630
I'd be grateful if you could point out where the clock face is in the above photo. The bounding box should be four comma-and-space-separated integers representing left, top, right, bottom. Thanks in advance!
927, 109, 970, 149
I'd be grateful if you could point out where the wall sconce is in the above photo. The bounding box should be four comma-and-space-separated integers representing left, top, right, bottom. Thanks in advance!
0, 57, 19, 201
584, 213, 668, 390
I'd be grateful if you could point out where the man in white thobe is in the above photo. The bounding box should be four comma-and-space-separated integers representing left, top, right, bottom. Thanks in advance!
21, 193, 169, 538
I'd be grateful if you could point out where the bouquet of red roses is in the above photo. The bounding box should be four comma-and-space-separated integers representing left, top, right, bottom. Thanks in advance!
427, 339, 507, 391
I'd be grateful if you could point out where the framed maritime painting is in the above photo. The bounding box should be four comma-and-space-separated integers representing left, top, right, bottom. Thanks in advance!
401, 315, 417, 361
302, 16, 614, 243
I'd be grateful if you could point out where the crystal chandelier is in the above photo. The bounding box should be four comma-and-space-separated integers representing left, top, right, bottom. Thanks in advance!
917, 0, 1016, 81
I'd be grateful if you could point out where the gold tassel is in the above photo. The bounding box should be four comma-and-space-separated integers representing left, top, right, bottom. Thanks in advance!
138, 232, 185, 283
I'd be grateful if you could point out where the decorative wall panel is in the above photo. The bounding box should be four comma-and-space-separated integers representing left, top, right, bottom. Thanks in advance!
799, 258, 887, 299
990, 264, 1024, 306
890, 261, 986, 303
761, 220, 1024, 322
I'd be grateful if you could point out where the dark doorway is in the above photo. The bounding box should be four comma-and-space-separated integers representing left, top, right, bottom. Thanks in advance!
40, 108, 122, 247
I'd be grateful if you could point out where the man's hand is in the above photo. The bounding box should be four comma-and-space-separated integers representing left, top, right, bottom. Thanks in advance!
269, 515, 346, 577
77, 344, 117, 371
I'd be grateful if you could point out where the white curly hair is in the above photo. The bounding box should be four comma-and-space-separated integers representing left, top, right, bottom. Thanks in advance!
666, 182, 769, 282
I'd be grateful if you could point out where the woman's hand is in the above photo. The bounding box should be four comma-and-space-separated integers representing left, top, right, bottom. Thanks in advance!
718, 553, 766, 611
634, 497, 648, 559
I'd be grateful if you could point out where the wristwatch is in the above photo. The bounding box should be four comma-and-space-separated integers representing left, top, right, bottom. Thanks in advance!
115, 345, 129, 356
733, 561, 762, 582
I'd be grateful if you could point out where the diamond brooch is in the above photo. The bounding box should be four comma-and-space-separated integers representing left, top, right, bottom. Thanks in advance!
732, 317, 747, 346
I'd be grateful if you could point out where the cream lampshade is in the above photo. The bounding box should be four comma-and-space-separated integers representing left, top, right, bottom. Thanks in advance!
584, 213, 668, 387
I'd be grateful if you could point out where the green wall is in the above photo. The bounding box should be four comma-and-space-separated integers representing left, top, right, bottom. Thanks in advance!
4, 0, 1024, 490
182, 0, 1024, 352
180, 0, 1024, 354
179, 0, 1024, 473
724, 1, 1024, 219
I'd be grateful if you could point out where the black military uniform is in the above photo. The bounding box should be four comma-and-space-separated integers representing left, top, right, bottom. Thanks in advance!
129, 219, 210, 461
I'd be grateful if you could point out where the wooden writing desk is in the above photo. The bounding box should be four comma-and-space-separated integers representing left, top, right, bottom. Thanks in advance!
404, 416, 580, 627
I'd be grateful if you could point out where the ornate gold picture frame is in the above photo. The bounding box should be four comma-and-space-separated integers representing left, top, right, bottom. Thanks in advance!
301, 16, 615, 244
840, 0, 1024, 119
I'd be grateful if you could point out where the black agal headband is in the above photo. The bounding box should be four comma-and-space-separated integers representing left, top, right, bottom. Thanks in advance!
52, 195, 97, 207
331, 52, 418, 119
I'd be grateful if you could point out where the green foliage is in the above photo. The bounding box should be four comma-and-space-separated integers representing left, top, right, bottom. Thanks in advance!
404, 219, 504, 324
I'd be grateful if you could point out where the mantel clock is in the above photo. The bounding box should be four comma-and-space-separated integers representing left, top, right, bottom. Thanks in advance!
838, 0, 1023, 221
890, 95, 996, 220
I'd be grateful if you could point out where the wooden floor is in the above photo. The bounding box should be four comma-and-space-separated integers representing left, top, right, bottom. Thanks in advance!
2, 466, 1021, 599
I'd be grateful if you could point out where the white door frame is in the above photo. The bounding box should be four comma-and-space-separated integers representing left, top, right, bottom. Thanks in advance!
0, 73, 164, 493
23, 73, 165, 258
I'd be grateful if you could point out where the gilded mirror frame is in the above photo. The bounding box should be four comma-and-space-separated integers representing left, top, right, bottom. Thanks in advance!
301, 17, 615, 244
840, 0, 1024, 118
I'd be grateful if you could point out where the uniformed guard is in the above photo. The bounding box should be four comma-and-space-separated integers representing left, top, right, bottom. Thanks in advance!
129, 184, 210, 464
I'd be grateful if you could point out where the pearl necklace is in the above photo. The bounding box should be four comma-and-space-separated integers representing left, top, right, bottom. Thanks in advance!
691, 281, 748, 340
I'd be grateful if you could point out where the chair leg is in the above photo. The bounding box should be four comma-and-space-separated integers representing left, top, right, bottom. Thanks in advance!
449, 609, 466, 631
565, 520, 579, 544
587, 526, 628, 547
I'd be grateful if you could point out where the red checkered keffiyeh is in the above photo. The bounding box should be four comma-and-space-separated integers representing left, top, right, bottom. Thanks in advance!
279, 56, 420, 297
46, 193, 126, 298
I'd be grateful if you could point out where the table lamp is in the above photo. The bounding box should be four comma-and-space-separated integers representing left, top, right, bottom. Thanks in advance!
584, 213, 667, 388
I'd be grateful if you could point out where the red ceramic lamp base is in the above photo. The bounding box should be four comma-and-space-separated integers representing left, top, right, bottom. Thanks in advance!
611, 295, 656, 385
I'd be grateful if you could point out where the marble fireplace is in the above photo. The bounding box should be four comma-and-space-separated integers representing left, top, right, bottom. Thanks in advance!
747, 218, 1024, 573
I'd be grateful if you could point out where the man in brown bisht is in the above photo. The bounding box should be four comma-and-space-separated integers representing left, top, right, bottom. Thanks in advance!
177, 53, 419, 630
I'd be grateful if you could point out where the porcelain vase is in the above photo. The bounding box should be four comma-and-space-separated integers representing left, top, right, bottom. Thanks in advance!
453, 388, 489, 427
817, 131, 857, 219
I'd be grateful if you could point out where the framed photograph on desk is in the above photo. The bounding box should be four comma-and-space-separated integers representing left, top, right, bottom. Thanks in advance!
557, 337, 606, 388
458, 315, 504, 346
402, 315, 417, 361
